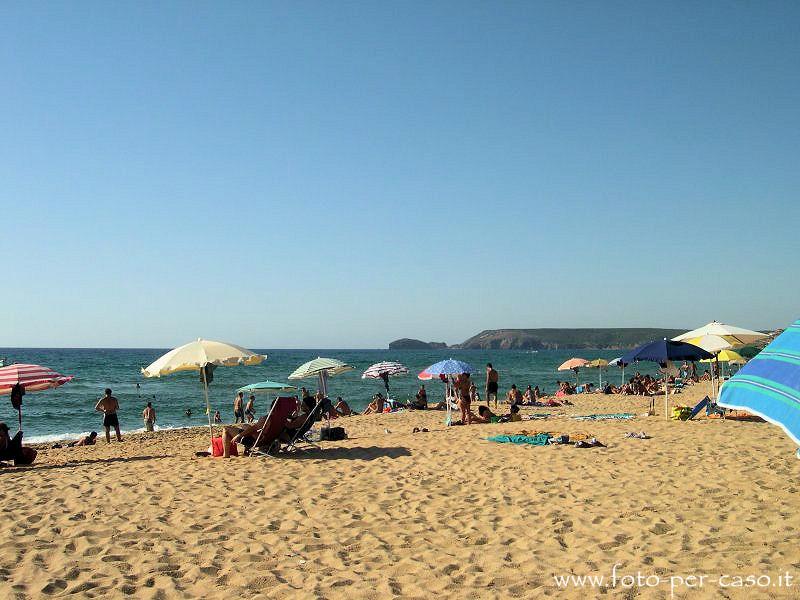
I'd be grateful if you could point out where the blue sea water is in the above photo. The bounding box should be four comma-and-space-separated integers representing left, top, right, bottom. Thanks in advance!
0, 348, 661, 443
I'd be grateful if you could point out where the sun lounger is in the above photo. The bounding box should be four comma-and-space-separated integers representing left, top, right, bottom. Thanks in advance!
249, 396, 298, 456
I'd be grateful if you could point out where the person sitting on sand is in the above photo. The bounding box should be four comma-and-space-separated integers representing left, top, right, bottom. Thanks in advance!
334, 397, 352, 416
470, 405, 500, 424
506, 384, 523, 406
533, 386, 542, 402
522, 385, 534, 404
408, 386, 428, 410
363, 393, 386, 415
699, 369, 711, 382
68, 431, 98, 447
495, 404, 522, 423
0, 422, 37, 466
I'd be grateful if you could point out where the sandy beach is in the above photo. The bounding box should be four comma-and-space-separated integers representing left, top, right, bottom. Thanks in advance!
1, 382, 798, 599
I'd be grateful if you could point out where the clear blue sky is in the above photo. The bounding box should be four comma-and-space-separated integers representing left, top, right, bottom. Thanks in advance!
2, 2, 798, 348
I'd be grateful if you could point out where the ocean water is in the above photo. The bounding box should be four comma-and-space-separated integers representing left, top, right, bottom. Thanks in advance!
0, 348, 662, 443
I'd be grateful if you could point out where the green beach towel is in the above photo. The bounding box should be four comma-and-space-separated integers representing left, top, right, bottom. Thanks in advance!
487, 434, 551, 446
571, 413, 635, 421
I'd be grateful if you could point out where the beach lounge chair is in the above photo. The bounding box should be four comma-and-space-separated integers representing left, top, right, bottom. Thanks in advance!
248, 396, 299, 456
281, 398, 327, 453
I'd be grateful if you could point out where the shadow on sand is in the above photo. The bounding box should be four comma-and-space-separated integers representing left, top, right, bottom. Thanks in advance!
0, 454, 170, 474
274, 446, 411, 461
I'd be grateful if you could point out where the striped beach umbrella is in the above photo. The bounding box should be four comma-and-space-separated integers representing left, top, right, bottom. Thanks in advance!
718, 320, 800, 447
288, 357, 354, 398
0, 364, 74, 394
0, 363, 74, 429
362, 361, 409, 394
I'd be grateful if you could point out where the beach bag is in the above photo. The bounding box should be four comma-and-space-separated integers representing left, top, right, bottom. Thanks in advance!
210, 436, 238, 457
321, 427, 346, 441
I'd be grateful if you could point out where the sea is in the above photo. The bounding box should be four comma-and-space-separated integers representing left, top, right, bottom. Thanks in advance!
0, 348, 664, 443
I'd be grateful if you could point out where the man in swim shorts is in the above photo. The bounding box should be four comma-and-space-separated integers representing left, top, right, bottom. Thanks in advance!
95, 388, 122, 443
233, 391, 245, 423
485, 363, 499, 408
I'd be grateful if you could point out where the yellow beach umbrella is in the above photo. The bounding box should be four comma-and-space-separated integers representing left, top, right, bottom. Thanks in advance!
584, 359, 609, 388
701, 349, 743, 363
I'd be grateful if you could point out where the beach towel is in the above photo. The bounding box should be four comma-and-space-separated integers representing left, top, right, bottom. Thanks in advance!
522, 413, 551, 421
487, 434, 551, 446
571, 413, 635, 421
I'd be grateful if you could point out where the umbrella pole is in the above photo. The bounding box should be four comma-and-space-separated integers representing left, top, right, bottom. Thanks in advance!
665, 378, 669, 421
202, 367, 213, 443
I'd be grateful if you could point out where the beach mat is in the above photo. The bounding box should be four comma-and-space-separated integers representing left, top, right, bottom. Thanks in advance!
571, 413, 635, 421
487, 434, 551, 446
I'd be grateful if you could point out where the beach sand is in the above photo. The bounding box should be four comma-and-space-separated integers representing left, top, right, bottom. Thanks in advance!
2, 382, 799, 599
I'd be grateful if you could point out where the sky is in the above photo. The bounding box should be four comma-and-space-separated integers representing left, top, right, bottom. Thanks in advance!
2, 1, 799, 348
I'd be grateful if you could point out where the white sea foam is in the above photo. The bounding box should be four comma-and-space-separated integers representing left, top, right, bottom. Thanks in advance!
26, 424, 191, 445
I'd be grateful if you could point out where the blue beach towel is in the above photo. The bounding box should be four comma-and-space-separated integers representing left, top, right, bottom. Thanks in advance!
487, 434, 551, 446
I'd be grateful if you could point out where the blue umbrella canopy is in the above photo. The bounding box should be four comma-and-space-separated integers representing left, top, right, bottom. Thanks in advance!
237, 380, 297, 395
719, 320, 800, 445
620, 339, 713, 365
418, 359, 474, 380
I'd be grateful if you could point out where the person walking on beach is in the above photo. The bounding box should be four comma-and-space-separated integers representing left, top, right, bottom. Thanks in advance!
233, 392, 245, 423
485, 363, 499, 408
142, 401, 156, 432
95, 388, 122, 443
245, 395, 256, 423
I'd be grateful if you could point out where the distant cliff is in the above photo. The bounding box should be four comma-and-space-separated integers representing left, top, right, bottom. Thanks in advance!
388, 338, 448, 350
456, 328, 687, 350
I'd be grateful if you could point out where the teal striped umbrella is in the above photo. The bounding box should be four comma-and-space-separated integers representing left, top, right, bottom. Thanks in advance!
719, 320, 800, 446
288, 357, 354, 397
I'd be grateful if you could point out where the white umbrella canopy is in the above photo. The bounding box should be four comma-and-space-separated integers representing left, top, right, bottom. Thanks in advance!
683, 334, 733, 354
141, 339, 267, 440
142, 339, 266, 377
288, 357, 354, 397
673, 322, 767, 347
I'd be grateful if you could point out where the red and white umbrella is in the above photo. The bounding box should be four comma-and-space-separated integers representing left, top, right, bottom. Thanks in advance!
0, 364, 74, 394
0, 363, 74, 428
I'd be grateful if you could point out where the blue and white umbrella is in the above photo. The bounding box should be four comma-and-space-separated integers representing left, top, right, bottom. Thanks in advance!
418, 359, 473, 380
418, 359, 474, 426
719, 320, 800, 447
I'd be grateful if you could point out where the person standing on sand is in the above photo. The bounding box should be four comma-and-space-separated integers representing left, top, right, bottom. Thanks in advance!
455, 373, 472, 425
485, 363, 499, 408
214, 410, 222, 424
245, 395, 256, 423
233, 392, 245, 423
142, 401, 156, 432
95, 388, 122, 443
